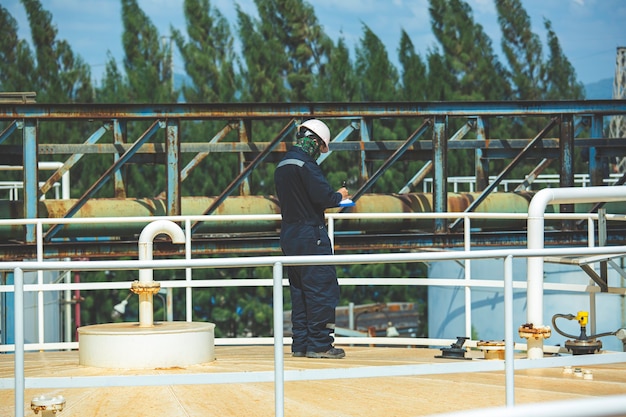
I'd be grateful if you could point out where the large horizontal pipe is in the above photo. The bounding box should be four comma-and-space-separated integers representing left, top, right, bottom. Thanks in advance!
1, 192, 626, 240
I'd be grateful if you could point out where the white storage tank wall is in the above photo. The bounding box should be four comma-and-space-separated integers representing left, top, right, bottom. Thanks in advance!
427, 248, 626, 352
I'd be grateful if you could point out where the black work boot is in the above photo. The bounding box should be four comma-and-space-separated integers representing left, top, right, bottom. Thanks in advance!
306, 347, 345, 359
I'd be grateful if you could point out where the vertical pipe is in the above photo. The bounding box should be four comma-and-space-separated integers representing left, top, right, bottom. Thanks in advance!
433, 116, 448, 234
14, 267, 24, 417
23, 119, 38, 243
504, 255, 515, 407
137, 238, 154, 327
273, 261, 284, 417
166, 287, 174, 321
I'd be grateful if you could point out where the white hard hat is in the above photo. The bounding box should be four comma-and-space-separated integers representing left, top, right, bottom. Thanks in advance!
299, 119, 331, 149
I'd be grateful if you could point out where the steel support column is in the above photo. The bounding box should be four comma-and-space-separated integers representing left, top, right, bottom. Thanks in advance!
166, 119, 181, 215
433, 116, 448, 234
22, 119, 38, 243
589, 114, 606, 186
560, 115, 575, 229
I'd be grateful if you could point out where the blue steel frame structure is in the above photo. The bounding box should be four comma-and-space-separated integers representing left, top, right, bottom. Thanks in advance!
0, 100, 625, 258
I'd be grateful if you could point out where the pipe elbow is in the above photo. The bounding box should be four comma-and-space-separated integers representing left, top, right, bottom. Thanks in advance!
139, 220, 186, 246
528, 188, 554, 219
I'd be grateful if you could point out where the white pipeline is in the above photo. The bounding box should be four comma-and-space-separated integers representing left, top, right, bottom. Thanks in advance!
527, 186, 626, 359
137, 220, 186, 327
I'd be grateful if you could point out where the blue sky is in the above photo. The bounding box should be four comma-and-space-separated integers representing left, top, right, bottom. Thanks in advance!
4, 0, 626, 87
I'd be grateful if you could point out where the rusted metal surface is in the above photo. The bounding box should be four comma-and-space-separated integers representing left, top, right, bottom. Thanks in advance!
448, 117, 559, 231
190, 119, 296, 233
432, 116, 448, 233
2, 100, 626, 120
347, 119, 431, 206
45, 120, 163, 240
2, 100, 626, 258
165, 119, 181, 215
0, 91, 36, 103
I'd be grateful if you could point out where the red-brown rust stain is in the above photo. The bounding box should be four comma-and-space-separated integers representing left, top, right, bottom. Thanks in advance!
447, 194, 472, 212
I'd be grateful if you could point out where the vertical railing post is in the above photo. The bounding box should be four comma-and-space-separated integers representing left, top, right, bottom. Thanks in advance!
185, 219, 193, 322
14, 267, 25, 417
464, 215, 472, 338
273, 261, 285, 417
504, 255, 515, 407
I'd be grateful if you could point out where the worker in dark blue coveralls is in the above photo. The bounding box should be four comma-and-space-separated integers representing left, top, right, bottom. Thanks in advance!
274, 119, 349, 359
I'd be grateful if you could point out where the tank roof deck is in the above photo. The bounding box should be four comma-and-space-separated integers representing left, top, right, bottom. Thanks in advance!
3, 345, 626, 416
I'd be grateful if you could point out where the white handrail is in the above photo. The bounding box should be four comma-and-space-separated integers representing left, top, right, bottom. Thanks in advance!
2, 210, 626, 417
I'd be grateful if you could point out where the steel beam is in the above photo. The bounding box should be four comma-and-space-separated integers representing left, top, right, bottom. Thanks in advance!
44, 120, 163, 240
2, 100, 626, 120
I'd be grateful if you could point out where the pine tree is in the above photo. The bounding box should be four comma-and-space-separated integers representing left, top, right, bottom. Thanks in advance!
425, 49, 456, 101
313, 37, 357, 102
95, 53, 129, 103
429, 0, 510, 101
354, 24, 399, 102
236, 4, 289, 102
121, 0, 176, 103
398, 30, 428, 102
20, 0, 93, 103
172, 0, 239, 103
496, 0, 543, 100
0, 5, 36, 93
542, 19, 584, 100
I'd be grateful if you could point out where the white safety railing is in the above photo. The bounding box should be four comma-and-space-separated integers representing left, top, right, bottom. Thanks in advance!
422, 173, 625, 192
1, 210, 625, 351
2, 212, 626, 417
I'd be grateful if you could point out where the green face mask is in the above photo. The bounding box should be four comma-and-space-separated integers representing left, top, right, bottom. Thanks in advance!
294, 133, 321, 160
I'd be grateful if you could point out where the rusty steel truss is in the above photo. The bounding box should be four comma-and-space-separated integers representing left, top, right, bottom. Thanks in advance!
1, 100, 626, 259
